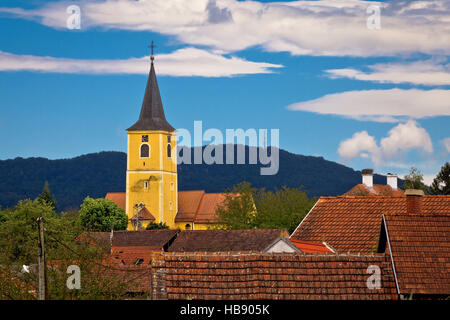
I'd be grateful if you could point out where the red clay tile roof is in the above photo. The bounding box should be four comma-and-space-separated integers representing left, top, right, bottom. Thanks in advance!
290, 195, 450, 254
111, 246, 157, 266
151, 252, 398, 300
194, 193, 227, 223
75, 231, 111, 251
105, 192, 126, 210
175, 190, 205, 222
105, 191, 226, 224
383, 213, 450, 296
130, 207, 155, 221
168, 229, 288, 252
289, 239, 335, 254
344, 184, 405, 197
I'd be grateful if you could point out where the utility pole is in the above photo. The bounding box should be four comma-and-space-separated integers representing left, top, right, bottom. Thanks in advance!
37, 217, 49, 300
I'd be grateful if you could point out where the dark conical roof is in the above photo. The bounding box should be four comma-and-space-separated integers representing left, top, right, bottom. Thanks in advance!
127, 61, 175, 132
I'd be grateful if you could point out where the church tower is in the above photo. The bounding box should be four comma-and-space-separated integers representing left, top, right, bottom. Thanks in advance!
126, 45, 177, 230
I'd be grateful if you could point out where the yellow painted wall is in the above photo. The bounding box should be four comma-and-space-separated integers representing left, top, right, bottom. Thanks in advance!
126, 130, 177, 230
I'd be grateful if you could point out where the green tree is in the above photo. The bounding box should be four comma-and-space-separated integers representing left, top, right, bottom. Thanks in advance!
403, 167, 426, 191
215, 182, 257, 230
37, 181, 58, 211
146, 221, 169, 230
255, 186, 316, 233
215, 182, 315, 233
79, 197, 128, 232
0, 200, 145, 300
429, 162, 450, 195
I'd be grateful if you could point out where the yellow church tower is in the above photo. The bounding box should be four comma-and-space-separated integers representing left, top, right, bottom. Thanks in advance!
125, 45, 177, 230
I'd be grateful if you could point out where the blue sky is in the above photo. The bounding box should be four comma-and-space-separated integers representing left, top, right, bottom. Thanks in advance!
0, 0, 449, 184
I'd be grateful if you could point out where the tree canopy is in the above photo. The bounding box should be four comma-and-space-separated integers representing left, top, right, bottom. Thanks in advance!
37, 181, 57, 211
429, 162, 450, 195
79, 197, 128, 232
403, 167, 426, 191
215, 182, 316, 233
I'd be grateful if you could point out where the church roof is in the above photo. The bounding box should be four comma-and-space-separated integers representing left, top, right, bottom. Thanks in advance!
127, 60, 175, 132
106, 190, 226, 224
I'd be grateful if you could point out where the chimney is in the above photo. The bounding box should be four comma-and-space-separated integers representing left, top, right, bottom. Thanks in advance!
386, 173, 398, 190
362, 168, 373, 188
405, 189, 424, 214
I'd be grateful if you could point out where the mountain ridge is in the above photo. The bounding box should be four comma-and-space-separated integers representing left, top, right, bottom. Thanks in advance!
0, 146, 402, 211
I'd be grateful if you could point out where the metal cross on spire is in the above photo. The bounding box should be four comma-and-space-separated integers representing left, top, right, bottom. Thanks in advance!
149, 41, 156, 62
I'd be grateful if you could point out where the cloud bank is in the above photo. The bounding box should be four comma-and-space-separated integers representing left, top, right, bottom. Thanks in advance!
0, 48, 282, 77
287, 89, 450, 122
1, 0, 449, 57
325, 59, 450, 86
338, 120, 433, 165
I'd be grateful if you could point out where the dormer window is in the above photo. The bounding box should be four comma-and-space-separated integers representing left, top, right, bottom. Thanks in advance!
140, 144, 149, 158
142, 135, 148, 142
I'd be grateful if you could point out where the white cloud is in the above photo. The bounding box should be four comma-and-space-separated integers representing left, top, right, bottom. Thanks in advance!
380, 120, 433, 158
0, 48, 282, 77
287, 89, 450, 122
337, 120, 433, 164
338, 131, 380, 162
325, 59, 450, 86
1, 0, 449, 57
441, 137, 450, 153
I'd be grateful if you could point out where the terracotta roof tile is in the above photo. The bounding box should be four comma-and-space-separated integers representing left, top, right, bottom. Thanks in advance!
384, 213, 450, 296
168, 229, 288, 252
105, 191, 226, 224
130, 207, 155, 221
151, 252, 397, 300
289, 239, 335, 254
105, 192, 126, 210
175, 190, 205, 222
291, 195, 450, 254
344, 184, 405, 197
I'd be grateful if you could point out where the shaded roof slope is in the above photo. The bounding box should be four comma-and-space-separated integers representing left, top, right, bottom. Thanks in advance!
383, 213, 450, 296
168, 229, 288, 252
112, 229, 178, 249
290, 196, 450, 254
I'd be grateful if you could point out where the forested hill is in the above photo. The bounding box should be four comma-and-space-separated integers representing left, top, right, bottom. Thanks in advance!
0, 146, 399, 211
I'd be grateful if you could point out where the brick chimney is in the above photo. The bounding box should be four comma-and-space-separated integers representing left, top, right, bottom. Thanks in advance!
362, 168, 373, 188
386, 173, 398, 190
405, 189, 424, 214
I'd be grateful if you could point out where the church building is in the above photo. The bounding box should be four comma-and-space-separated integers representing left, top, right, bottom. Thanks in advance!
106, 48, 226, 231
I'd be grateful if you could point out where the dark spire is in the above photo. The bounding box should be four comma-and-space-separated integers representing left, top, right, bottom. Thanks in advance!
127, 43, 175, 132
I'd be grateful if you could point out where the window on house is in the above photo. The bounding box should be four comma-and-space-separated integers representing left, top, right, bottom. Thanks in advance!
134, 258, 144, 266
168, 135, 171, 143
170, 182, 174, 191
140, 144, 149, 158
144, 181, 149, 190
142, 135, 148, 142
185, 224, 191, 230
169, 201, 173, 211
167, 144, 172, 158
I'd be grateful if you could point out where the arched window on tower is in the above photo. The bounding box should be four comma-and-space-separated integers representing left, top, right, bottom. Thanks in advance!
167, 144, 172, 158
140, 144, 150, 158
